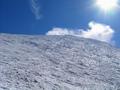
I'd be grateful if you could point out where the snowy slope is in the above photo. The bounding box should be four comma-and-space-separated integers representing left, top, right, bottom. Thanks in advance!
0, 33, 120, 90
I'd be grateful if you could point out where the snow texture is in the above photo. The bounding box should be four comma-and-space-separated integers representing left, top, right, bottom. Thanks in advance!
0, 33, 120, 90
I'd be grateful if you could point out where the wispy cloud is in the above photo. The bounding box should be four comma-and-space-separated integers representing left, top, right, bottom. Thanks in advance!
30, 0, 41, 20
46, 21, 115, 43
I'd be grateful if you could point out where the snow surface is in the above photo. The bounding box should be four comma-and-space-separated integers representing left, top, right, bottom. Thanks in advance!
0, 33, 120, 90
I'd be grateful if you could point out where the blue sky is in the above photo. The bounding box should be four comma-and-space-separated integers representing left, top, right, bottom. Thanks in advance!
0, 0, 120, 47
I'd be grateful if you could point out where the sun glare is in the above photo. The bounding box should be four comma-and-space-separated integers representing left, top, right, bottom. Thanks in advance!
95, 0, 119, 12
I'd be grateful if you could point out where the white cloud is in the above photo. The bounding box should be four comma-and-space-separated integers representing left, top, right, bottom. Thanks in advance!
46, 21, 114, 43
46, 28, 81, 35
30, 0, 41, 20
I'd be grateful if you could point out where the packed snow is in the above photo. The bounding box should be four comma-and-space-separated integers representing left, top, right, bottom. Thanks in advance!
0, 34, 120, 90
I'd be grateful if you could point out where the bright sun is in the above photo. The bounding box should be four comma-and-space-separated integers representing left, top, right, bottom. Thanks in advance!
95, 0, 119, 12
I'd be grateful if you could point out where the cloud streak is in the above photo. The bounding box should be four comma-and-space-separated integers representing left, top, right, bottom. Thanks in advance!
46, 21, 114, 43
30, 0, 41, 20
